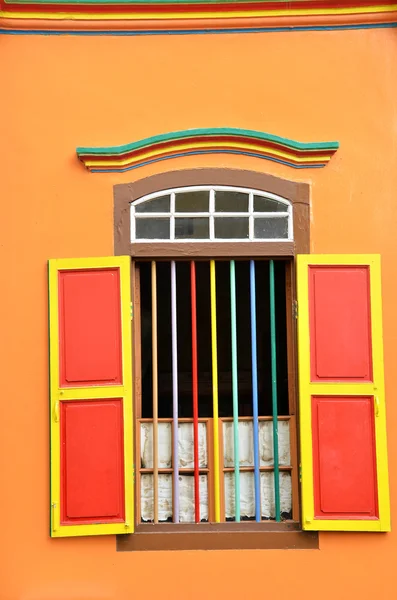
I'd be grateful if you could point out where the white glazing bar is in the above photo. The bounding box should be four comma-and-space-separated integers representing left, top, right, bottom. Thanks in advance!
248, 192, 254, 240
209, 189, 215, 241
130, 204, 136, 242
133, 211, 289, 218
171, 260, 179, 522
288, 203, 294, 240
170, 193, 176, 241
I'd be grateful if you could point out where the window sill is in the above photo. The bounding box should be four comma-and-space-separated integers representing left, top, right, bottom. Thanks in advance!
116, 522, 318, 551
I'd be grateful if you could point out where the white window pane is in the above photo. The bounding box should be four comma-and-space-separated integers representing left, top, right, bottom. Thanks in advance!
178, 422, 208, 468
215, 190, 248, 212
215, 217, 249, 239
224, 471, 292, 520
135, 195, 170, 213
175, 190, 209, 212
254, 195, 287, 213
223, 420, 291, 468
140, 422, 172, 469
175, 217, 209, 239
141, 474, 173, 522
179, 474, 208, 523
254, 217, 288, 239
135, 218, 170, 239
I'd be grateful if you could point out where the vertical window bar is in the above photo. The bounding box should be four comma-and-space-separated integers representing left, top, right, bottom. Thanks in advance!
151, 261, 159, 523
230, 260, 241, 522
171, 260, 179, 522
210, 260, 221, 522
269, 260, 281, 521
250, 260, 261, 522
248, 192, 254, 240
190, 261, 200, 523
130, 204, 136, 242
170, 192, 175, 241
209, 189, 215, 241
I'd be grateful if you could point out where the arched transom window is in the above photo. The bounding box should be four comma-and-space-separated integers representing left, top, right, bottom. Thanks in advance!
130, 186, 293, 242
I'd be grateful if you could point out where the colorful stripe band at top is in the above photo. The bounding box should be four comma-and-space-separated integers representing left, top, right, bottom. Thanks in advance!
77, 128, 339, 172
2, 2, 397, 33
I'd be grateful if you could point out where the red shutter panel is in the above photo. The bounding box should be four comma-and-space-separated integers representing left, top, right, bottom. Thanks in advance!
297, 255, 390, 532
49, 257, 133, 537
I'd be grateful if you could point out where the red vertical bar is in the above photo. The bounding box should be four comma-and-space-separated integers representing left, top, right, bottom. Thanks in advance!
190, 261, 200, 523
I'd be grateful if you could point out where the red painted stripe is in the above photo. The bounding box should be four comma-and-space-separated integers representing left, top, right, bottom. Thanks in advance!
308, 265, 373, 382
58, 268, 122, 387
311, 396, 378, 519
190, 261, 200, 523
2, 1, 393, 17
60, 399, 125, 525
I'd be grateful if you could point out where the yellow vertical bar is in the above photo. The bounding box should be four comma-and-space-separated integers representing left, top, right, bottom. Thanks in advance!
151, 260, 159, 524
210, 260, 221, 522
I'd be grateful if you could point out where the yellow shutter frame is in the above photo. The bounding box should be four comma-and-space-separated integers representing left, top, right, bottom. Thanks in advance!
297, 254, 390, 532
49, 256, 134, 537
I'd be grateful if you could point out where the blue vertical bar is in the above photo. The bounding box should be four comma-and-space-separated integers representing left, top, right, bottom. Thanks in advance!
269, 260, 281, 521
250, 260, 261, 522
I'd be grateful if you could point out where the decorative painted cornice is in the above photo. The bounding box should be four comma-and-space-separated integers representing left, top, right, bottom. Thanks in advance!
76, 128, 339, 172
1, 1, 397, 34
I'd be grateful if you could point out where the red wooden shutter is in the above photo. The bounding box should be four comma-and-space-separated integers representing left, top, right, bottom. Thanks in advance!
49, 257, 133, 537
297, 255, 390, 531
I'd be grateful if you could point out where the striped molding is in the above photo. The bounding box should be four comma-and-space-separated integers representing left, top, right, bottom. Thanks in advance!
1, 1, 397, 35
76, 128, 339, 172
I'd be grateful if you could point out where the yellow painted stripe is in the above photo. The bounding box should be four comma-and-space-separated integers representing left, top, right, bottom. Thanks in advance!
83, 142, 330, 168
297, 254, 390, 532
210, 260, 221, 523
4, 4, 397, 21
49, 256, 134, 538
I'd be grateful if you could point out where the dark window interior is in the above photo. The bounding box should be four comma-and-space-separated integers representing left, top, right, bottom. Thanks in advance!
139, 260, 289, 418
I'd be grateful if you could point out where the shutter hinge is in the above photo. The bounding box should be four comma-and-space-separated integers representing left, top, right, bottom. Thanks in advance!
293, 300, 298, 320
299, 463, 302, 483
130, 301, 133, 320
51, 502, 57, 531
53, 401, 60, 423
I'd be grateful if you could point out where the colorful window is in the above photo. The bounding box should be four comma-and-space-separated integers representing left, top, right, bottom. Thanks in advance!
48, 181, 390, 544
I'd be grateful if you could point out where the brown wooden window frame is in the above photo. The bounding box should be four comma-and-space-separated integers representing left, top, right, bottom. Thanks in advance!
114, 168, 318, 551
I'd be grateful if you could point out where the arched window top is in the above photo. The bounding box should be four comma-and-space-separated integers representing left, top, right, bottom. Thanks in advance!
130, 186, 293, 242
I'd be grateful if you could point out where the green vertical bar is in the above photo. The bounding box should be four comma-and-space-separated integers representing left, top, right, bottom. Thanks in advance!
269, 260, 281, 522
230, 260, 240, 522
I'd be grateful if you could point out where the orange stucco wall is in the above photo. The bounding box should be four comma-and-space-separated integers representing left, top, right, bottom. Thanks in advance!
1, 28, 397, 600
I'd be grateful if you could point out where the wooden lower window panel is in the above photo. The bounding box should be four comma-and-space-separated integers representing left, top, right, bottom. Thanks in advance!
117, 524, 319, 551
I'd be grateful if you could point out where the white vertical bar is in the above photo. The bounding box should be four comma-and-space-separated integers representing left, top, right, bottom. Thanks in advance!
130, 204, 136, 242
249, 192, 254, 240
209, 189, 215, 241
170, 192, 176, 241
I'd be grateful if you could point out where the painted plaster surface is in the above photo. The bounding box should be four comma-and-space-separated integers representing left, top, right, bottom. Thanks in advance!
1, 27, 397, 600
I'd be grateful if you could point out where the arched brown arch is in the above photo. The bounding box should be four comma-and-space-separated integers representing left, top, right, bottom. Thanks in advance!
113, 168, 310, 257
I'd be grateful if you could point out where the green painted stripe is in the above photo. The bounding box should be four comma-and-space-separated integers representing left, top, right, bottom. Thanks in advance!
269, 260, 281, 522
76, 128, 339, 157
230, 260, 240, 523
